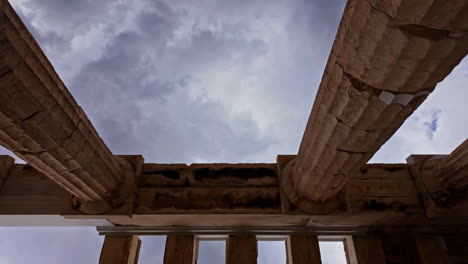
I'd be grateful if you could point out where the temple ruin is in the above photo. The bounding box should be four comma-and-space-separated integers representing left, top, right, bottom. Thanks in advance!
1, 0, 467, 262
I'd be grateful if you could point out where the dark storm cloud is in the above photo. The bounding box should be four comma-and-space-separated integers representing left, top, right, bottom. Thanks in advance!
15, 0, 345, 163
5, 0, 468, 263
0, 1, 466, 263
1, 0, 352, 263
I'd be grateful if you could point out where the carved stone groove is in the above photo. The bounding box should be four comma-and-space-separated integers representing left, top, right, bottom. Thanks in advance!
283, 0, 468, 212
0, 1, 137, 213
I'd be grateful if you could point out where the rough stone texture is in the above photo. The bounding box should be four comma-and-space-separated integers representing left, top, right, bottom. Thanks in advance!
139, 163, 278, 187
287, 235, 321, 264
443, 234, 468, 263
227, 235, 257, 264
0, 163, 66, 214
164, 235, 194, 264
188, 163, 278, 187
99, 235, 141, 264
285, 0, 468, 209
0, 1, 136, 213
352, 234, 386, 264
140, 164, 189, 187
0, 155, 13, 190
135, 186, 281, 214
440, 139, 468, 200
6, 159, 468, 229
408, 140, 468, 217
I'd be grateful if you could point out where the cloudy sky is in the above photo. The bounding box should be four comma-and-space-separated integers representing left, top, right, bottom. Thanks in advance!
0, 0, 467, 263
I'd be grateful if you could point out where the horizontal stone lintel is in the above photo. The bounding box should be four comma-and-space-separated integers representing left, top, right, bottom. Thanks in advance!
1, 157, 468, 228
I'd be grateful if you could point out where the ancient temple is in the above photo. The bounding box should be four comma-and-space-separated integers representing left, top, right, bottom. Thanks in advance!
0, 0, 467, 263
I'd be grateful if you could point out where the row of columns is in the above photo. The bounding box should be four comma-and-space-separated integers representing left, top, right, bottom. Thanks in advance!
99, 234, 322, 264
99, 233, 454, 264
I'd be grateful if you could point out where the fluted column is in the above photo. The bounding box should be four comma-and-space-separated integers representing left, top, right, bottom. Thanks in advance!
164, 235, 195, 264
0, 1, 135, 213
99, 235, 141, 264
287, 235, 321, 264
283, 0, 468, 212
227, 235, 257, 264
352, 234, 385, 264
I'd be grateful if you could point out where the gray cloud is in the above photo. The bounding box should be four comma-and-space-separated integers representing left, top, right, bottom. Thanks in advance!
4, 0, 348, 262
9, 0, 346, 164
2, 0, 467, 263
0, 227, 103, 264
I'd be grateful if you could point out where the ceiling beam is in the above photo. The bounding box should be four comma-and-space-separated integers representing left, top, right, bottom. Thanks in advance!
0, 0, 139, 214
2, 159, 467, 229
284, 0, 468, 212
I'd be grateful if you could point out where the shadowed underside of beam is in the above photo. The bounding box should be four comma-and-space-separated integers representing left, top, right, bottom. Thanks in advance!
0, 1, 135, 213
441, 139, 468, 195
285, 0, 468, 209
409, 139, 468, 212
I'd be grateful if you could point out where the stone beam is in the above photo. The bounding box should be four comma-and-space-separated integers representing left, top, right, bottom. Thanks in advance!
0, 1, 139, 213
0, 163, 114, 226
283, 0, 468, 212
5, 161, 468, 229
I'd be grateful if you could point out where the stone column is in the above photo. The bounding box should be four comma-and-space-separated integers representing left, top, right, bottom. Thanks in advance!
227, 235, 257, 264
282, 0, 468, 213
413, 234, 450, 264
287, 235, 321, 264
99, 235, 141, 264
0, 1, 136, 213
351, 234, 386, 264
164, 235, 195, 264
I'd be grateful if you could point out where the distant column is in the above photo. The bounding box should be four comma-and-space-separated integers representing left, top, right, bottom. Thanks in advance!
99, 235, 141, 264
287, 235, 321, 264
352, 234, 386, 264
227, 235, 257, 264
413, 234, 450, 264
164, 235, 195, 264
0, 1, 136, 213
